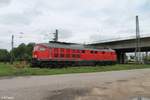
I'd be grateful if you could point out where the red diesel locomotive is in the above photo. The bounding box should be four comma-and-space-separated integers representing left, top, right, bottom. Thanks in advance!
32, 41, 117, 67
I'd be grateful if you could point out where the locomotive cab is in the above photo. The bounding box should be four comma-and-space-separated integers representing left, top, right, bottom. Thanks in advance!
32, 45, 51, 61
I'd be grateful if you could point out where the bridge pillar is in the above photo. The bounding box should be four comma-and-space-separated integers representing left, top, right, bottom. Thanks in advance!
144, 52, 148, 64
116, 51, 126, 64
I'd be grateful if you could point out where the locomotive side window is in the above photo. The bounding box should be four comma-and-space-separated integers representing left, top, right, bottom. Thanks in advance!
82, 50, 85, 53
39, 47, 46, 51
90, 51, 94, 54
102, 51, 105, 54
95, 51, 98, 54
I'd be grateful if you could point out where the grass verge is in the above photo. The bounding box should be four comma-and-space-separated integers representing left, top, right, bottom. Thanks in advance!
0, 63, 150, 77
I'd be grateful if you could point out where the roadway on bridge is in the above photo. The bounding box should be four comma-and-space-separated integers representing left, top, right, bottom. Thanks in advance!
0, 69, 150, 100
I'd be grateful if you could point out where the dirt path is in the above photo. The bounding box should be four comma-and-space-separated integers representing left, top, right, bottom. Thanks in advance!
0, 69, 150, 100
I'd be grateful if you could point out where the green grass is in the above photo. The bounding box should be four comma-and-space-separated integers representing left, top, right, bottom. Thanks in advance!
0, 63, 150, 77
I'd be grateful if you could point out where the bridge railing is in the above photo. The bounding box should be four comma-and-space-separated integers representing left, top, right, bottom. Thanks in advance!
92, 33, 150, 43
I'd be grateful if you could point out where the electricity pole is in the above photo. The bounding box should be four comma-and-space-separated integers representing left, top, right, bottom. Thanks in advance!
135, 16, 141, 64
53, 29, 58, 42
10, 35, 14, 64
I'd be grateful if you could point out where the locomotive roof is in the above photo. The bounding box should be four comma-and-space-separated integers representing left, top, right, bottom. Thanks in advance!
37, 42, 114, 52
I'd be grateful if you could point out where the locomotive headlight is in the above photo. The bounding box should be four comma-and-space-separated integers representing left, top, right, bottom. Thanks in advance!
34, 55, 37, 58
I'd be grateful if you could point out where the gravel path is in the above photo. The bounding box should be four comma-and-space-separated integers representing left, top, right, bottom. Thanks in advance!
0, 69, 150, 100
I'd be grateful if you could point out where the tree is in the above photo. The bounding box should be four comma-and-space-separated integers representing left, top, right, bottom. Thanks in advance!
11, 43, 35, 62
0, 49, 10, 62
25, 43, 35, 62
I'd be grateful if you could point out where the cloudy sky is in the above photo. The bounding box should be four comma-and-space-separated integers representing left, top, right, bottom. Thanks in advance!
0, 0, 150, 50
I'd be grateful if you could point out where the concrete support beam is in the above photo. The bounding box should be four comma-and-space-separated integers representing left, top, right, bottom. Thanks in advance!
116, 51, 126, 64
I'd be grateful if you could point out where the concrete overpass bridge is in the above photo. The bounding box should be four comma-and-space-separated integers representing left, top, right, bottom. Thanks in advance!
90, 35, 150, 63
